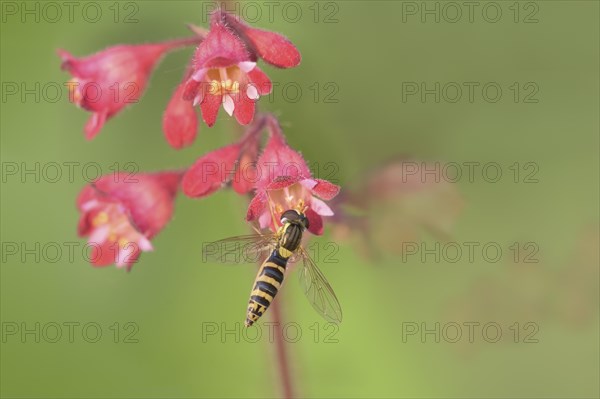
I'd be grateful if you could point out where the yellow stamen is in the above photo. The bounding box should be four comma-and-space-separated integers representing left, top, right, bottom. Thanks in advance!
66, 78, 82, 104
92, 212, 108, 226
208, 68, 240, 96
295, 199, 306, 213
208, 80, 221, 95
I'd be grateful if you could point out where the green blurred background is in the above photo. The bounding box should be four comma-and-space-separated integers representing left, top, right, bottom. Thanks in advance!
1, 1, 598, 398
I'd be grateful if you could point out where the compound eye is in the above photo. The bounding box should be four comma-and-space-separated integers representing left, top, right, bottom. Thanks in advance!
302, 215, 310, 229
280, 210, 299, 223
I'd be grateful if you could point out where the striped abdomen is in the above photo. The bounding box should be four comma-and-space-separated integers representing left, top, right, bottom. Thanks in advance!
246, 250, 288, 326
245, 223, 304, 327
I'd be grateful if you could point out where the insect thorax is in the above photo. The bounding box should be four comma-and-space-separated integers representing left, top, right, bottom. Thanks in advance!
278, 222, 303, 254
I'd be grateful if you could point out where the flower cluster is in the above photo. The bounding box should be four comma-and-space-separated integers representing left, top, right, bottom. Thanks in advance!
183, 115, 340, 236
59, 9, 299, 147
61, 8, 338, 270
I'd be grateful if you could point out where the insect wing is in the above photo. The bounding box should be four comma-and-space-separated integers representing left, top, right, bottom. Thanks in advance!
202, 234, 277, 264
297, 246, 343, 323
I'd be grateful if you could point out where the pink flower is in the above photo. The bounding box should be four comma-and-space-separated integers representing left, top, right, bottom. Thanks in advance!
183, 20, 273, 127
182, 117, 265, 197
216, 10, 301, 69
246, 116, 340, 235
163, 69, 199, 149
77, 171, 181, 270
58, 37, 198, 139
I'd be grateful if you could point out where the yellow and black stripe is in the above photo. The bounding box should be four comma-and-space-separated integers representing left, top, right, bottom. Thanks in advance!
245, 222, 304, 327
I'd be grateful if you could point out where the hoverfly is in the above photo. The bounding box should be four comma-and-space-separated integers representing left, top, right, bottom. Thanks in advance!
203, 201, 342, 327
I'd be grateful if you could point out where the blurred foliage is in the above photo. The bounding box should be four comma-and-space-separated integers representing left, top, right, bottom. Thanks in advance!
1, 1, 598, 398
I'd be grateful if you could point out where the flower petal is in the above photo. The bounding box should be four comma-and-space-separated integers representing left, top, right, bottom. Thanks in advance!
163, 83, 199, 149
223, 94, 235, 116
232, 164, 257, 195
183, 78, 201, 101
84, 111, 108, 140
247, 67, 272, 95
76, 187, 99, 210
88, 225, 110, 245
246, 85, 259, 100
80, 199, 100, 213
232, 139, 260, 195
200, 93, 222, 127
310, 197, 335, 217
258, 210, 273, 230
266, 175, 302, 190
182, 144, 241, 198
137, 235, 154, 252
238, 61, 256, 73
305, 207, 324, 236
311, 179, 341, 200
89, 240, 118, 267
125, 250, 142, 272
194, 22, 253, 69
256, 122, 311, 189
246, 191, 267, 221
220, 13, 301, 68
57, 49, 76, 72
191, 68, 207, 82
115, 244, 138, 268
233, 91, 255, 125
299, 178, 318, 190
241, 27, 301, 68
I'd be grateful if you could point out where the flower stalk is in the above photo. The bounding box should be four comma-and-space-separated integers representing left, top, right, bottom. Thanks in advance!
270, 297, 295, 399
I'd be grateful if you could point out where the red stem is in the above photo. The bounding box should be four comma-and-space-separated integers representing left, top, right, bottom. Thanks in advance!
265, 114, 285, 140
240, 113, 267, 144
270, 298, 295, 399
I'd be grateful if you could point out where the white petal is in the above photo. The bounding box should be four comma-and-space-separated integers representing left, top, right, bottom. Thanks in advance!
223, 95, 235, 116
238, 61, 256, 73
81, 199, 100, 212
137, 236, 154, 252
300, 179, 318, 190
311, 197, 334, 216
193, 93, 204, 107
246, 85, 259, 100
88, 225, 110, 245
191, 68, 207, 82
259, 211, 272, 229
115, 246, 134, 268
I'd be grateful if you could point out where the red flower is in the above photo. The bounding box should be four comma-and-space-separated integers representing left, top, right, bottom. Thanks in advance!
58, 38, 198, 140
77, 171, 181, 270
246, 116, 340, 235
182, 117, 265, 197
183, 13, 290, 126
163, 68, 199, 149
216, 11, 301, 69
